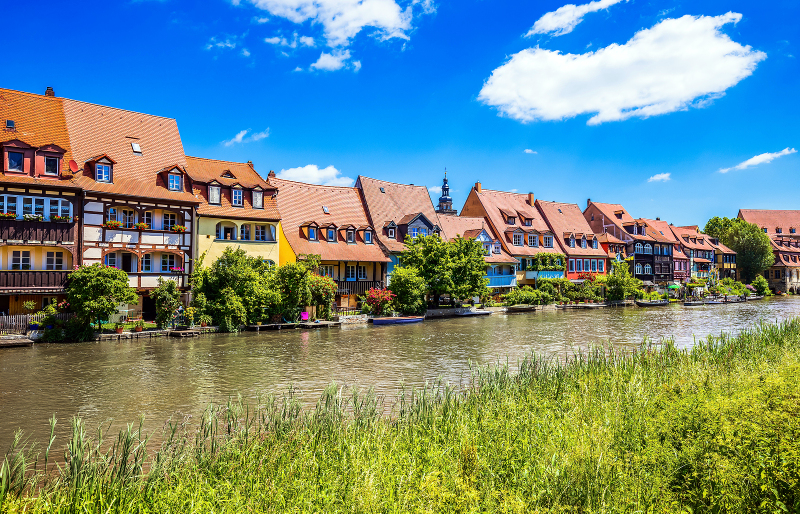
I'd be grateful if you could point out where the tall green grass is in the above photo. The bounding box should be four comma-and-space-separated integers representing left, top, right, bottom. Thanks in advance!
3, 319, 800, 512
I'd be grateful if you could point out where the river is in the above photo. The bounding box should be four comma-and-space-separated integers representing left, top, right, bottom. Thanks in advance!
1, 296, 798, 450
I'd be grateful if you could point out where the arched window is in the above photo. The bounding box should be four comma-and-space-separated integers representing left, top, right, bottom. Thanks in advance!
216, 221, 237, 240
635, 263, 643, 274
644, 264, 652, 274
644, 244, 652, 254
635, 243, 643, 254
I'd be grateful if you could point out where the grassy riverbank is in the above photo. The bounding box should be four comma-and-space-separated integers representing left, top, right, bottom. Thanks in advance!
3, 321, 800, 512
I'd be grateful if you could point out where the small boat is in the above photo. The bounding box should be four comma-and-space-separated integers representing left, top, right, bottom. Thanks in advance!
683, 301, 705, 306
634, 300, 670, 307
704, 300, 725, 305
455, 310, 493, 317
746, 295, 764, 301
506, 304, 537, 313
371, 316, 425, 325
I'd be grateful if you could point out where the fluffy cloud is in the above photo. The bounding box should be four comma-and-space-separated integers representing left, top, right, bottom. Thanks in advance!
524, 149, 537, 154
428, 185, 442, 194
310, 50, 360, 71
247, 0, 420, 48
719, 148, 797, 173
241, 48, 251, 57
264, 32, 316, 48
222, 128, 270, 146
276, 165, 354, 186
527, 0, 627, 37
648, 173, 671, 182
479, 13, 767, 125
205, 36, 238, 50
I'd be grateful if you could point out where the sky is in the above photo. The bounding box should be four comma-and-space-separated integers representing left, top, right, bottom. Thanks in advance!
3, 0, 798, 227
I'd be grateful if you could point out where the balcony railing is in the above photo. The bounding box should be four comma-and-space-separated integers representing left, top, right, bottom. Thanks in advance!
0, 270, 69, 289
486, 275, 517, 288
334, 280, 384, 296
0, 219, 76, 243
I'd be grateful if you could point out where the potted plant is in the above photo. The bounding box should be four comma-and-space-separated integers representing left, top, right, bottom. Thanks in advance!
171, 225, 188, 233
115, 322, 124, 334
23, 214, 44, 222
0, 212, 16, 220
134, 222, 149, 230
134, 320, 144, 332
170, 266, 185, 274
104, 220, 123, 229
198, 314, 212, 327
50, 215, 72, 223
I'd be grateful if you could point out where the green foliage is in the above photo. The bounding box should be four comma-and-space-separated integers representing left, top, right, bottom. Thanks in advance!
198, 314, 213, 326
21, 301, 37, 314
399, 234, 453, 302
702, 216, 745, 240
526, 253, 567, 272
362, 288, 396, 317
605, 258, 643, 301
308, 272, 337, 320
150, 278, 182, 329
502, 286, 551, 306
710, 278, 748, 297
706, 218, 774, 282
65, 264, 138, 329
212, 287, 247, 332
448, 236, 490, 301
387, 266, 427, 315
752, 275, 772, 296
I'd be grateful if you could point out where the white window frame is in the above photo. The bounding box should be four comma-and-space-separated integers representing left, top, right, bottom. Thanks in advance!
7, 151, 24, 172
598, 260, 605, 273
96, 164, 111, 183
106, 252, 117, 268
635, 243, 643, 254
347, 230, 355, 243
528, 234, 537, 247
208, 185, 221, 205
365, 231, 373, 244
575, 259, 582, 272
569, 236, 575, 248
44, 156, 59, 176
309, 227, 317, 241
319, 265, 334, 278
121, 209, 136, 229
11, 250, 31, 270
493, 242, 501, 254
345, 265, 357, 281
513, 233, 522, 246
168, 174, 182, 191
232, 189, 243, 207
411, 227, 419, 238
253, 191, 263, 209
581, 237, 587, 249
644, 264, 652, 275
543, 235, 553, 248
635, 263, 643, 274
591, 259, 597, 272
357, 265, 367, 280
644, 244, 652, 255
388, 228, 395, 239
327, 228, 336, 242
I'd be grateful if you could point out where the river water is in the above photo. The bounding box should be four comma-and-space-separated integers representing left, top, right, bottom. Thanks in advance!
1, 297, 798, 450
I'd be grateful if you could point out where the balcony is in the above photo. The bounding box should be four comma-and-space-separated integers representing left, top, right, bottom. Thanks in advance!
486, 275, 517, 288
525, 270, 565, 280
0, 219, 76, 243
335, 280, 384, 296
0, 270, 69, 290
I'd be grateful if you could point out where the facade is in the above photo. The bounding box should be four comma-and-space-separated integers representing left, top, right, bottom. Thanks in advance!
460, 183, 563, 286
668, 226, 715, 281
640, 218, 689, 283
597, 232, 627, 266
535, 200, 608, 280
709, 237, 737, 280
738, 209, 800, 293
0, 88, 80, 314
185, 157, 281, 267
437, 215, 519, 292
271, 177, 389, 307
355, 175, 443, 284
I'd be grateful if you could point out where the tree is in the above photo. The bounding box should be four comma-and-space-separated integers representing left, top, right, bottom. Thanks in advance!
308, 272, 337, 319
605, 259, 643, 301
751, 275, 771, 296
703, 216, 745, 240
363, 288, 396, 316
724, 222, 774, 283
65, 264, 138, 330
150, 278, 182, 328
448, 236, 490, 302
399, 234, 453, 305
387, 266, 427, 315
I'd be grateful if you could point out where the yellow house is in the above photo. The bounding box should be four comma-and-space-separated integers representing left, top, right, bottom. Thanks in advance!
185, 157, 283, 266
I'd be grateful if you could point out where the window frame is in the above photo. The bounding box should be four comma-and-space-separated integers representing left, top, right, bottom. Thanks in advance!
512, 233, 522, 246
309, 227, 317, 241
161, 254, 176, 273
388, 228, 395, 239
142, 254, 152, 273
46, 251, 64, 271
347, 230, 355, 243
168, 173, 182, 191
95, 163, 111, 183
365, 231, 373, 244
543, 235, 553, 248
44, 156, 59, 176
11, 250, 31, 270
7, 151, 24, 172
240, 224, 250, 241
252, 190, 263, 209
208, 185, 221, 205
231, 188, 243, 207
327, 228, 336, 242
163, 212, 177, 231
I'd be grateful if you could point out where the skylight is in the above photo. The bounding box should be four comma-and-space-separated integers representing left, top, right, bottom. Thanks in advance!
5, 120, 15, 129
131, 142, 142, 154
322, 205, 330, 214
380, 187, 385, 193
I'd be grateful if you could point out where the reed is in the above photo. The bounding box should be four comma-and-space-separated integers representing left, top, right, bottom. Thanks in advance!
2, 319, 800, 512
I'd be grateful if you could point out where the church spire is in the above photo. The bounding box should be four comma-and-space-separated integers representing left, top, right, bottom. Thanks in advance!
436, 168, 457, 216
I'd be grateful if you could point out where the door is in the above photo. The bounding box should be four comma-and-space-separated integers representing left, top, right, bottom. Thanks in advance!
0, 296, 9, 316
142, 296, 156, 321
122, 253, 133, 273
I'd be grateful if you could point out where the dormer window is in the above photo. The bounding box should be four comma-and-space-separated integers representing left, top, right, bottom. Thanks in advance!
327, 228, 336, 241
388, 228, 396, 238
309, 227, 317, 240
523, 218, 531, 227
592, 238, 598, 249
168, 173, 182, 191
763, 228, 768, 233
411, 227, 419, 238
44, 156, 59, 176
209, 185, 221, 204
776, 228, 783, 234
493, 242, 501, 254
507, 216, 516, 225
528, 234, 537, 247
7, 152, 23, 172
791, 228, 797, 234
365, 231, 373, 244
253, 191, 263, 209
569, 236, 575, 248
347, 230, 355, 243
581, 237, 587, 249
513, 233, 522, 246
232, 189, 243, 207
96, 163, 111, 183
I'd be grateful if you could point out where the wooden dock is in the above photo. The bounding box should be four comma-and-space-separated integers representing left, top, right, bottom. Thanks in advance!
247, 323, 298, 331
297, 321, 341, 329
169, 330, 199, 338
0, 336, 33, 348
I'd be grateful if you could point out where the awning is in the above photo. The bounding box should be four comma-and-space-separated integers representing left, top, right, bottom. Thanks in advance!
668, 284, 681, 289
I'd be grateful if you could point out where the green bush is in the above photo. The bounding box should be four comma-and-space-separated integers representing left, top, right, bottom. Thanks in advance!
503, 286, 552, 306
751, 275, 772, 296
388, 267, 427, 315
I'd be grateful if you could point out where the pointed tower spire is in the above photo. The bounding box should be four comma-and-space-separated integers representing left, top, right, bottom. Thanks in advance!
436, 168, 457, 216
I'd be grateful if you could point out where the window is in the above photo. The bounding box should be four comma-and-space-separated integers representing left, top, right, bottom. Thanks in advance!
240, 224, 250, 240
420, 228, 428, 237
11, 251, 31, 270
322, 206, 330, 214
483, 244, 491, 256
411, 227, 419, 238
319, 265, 334, 277
7, 152, 23, 172
209, 185, 221, 205
345, 265, 357, 280
327, 228, 336, 241
592, 239, 598, 249
3, 196, 16, 216
569, 236, 575, 248
776, 228, 783, 234
45, 251, 64, 270
513, 233, 522, 246
5, 120, 14, 129
591, 260, 597, 272
635, 243, 643, 254
131, 142, 142, 154
347, 230, 355, 243
644, 264, 652, 274
528, 234, 537, 247
507, 217, 516, 225
309, 227, 317, 240
644, 244, 652, 254
161, 254, 176, 272
96, 164, 111, 182
106, 253, 117, 268
635, 263, 643, 275
143, 211, 153, 228
581, 237, 587, 249
388, 228, 395, 239
598, 260, 604, 273
44, 156, 59, 176
569, 259, 575, 272
763, 228, 768, 233
168, 174, 182, 191
365, 231, 373, 244
358, 265, 367, 280
34, 198, 45, 216
49, 200, 60, 220
22, 198, 33, 216
121, 209, 135, 229
232, 189, 243, 206
163, 213, 177, 230
255, 225, 271, 241
791, 228, 797, 234
493, 242, 501, 254
584, 259, 590, 272
253, 191, 263, 209
142, 254, 152, 272
523, 219, 531, 227
543, 235, 553, 248
575, 259, 582, 272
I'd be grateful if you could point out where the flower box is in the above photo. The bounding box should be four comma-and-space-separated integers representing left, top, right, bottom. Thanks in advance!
50, 215, 72, 223
23, 214, 44, 222
134, 222, 150, 230
169, 267, 185, 274
171, 225, 187, 233
0, 213, 17, 220
104, 220, 123, 229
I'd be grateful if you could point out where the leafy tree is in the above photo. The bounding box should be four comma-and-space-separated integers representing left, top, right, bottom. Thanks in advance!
362, 288, 396, 316
308, 272, 337, 320
724, 222, 774, 282
703, 216, 745, 240
751, 275, 771, 296
388, 266, 427, 315
212, 287, 247, 332
274, 259, 314, 320
448, 236, 490, 302
399, 234, 453, 305
65, 264, 138, 331
150, 278, 182, 328
605, 259, 643, 301
503, 286, 551, 306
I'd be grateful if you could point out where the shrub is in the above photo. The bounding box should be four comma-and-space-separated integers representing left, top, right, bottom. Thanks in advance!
751, 275, 772, 296
363, 288, 396, 317
503, 286, 552, 306
388, 267, 427, 315
150, 278, 182, 328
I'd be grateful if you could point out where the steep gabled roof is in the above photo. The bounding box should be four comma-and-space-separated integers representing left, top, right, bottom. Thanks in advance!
739, 209, 800, 238
437, 215, 518, 264
536, 200, 607, 258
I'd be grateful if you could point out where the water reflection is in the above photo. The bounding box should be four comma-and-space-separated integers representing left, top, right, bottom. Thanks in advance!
1, 297, 797, 449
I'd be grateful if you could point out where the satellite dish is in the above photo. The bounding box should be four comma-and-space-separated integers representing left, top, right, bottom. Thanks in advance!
68, 160, 79, 172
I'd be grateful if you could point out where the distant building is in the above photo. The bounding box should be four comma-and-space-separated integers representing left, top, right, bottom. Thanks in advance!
435, 172, 457, 216
738, 209, 800, 293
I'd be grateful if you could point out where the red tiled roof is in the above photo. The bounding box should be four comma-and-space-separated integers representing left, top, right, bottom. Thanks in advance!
739, 209, 800, 239
356, 176, 443, 254
271, 177, 389, 263
536, 200, 608, 258
438, 215, 518, 264
185, 156, 270, 189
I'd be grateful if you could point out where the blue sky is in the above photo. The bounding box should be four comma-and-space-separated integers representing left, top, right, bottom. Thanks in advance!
4, 0, 798, 226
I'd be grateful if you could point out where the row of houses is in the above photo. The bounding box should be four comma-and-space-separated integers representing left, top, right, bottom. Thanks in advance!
0, 87, 796, 315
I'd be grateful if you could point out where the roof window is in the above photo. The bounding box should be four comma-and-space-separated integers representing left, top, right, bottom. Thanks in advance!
322, 205, 329, 214
380, 187, 385, 193
557, 209, 562, 213
5, 120, 15, 130
131, 142, 142, 154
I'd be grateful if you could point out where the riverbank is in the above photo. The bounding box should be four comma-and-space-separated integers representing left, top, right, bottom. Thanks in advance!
3, 317, 799, 512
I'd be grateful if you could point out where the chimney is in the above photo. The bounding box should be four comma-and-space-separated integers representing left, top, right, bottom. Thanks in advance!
527, 193, 534, 206
44, 86, 55, 97
475, 181, 482, 193
587, 198, 591, 208
247, 160, 254, 168
267, 170, 276, 178
656, 217, 660, 221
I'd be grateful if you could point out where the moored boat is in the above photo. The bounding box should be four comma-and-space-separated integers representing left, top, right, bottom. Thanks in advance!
683, 301, 705, 306
455, 310, 493, 317
634, 300, 670, 307
371, 316, 425, 325
506, 304, 537, 313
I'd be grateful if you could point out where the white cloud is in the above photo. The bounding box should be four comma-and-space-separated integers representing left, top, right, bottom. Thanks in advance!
222, 128, 270, 146
299, 35, 316, 47
479, 13, 767, 125
264, 32, 316, 48
719, 148, 797, 173
246, 0, 429, 48
205, 36, 238, 50
276, 165, 354, 186
255, 16, 270, 23
648, 173, 671, 182
509, 189, 519, 193
524, 149, 537, 154
428, 186, 442, 194
241, 48, 251, 57
310, 50, 357, 71
293, 66, 303, 72
264, 36, 284, 45
527, 0, 627, 37
413, 0, 436, 15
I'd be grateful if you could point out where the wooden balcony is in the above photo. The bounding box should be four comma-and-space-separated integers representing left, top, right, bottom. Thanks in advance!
0, 270, 69, 290
0, 219, 76, 243
335, 280, 384, 296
